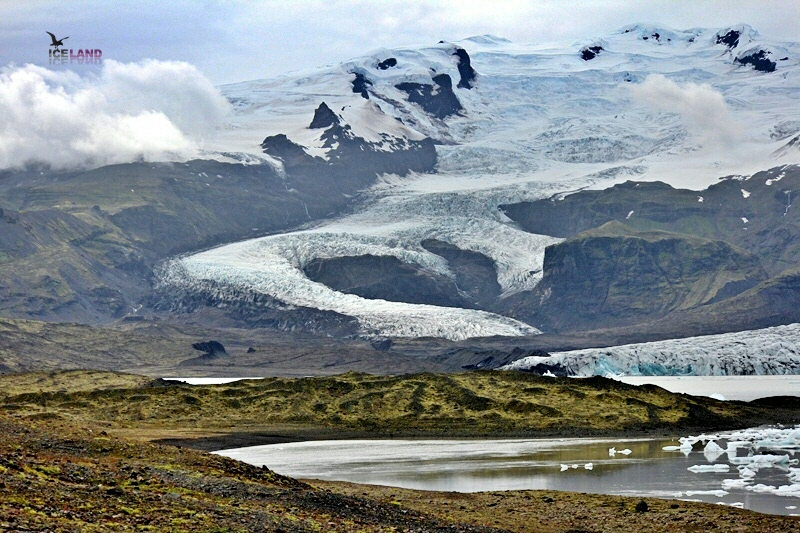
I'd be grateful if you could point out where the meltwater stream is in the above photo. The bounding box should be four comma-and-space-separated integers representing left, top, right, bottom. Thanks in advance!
217, 426, 800, 516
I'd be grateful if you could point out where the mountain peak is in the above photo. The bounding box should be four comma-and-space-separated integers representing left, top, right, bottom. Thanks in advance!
715, 24, 758, 49
309, 102, 340, 129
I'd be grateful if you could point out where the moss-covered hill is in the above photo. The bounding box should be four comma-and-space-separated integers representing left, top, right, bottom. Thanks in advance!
0, 158, 375, 324
2, 370, 798, 446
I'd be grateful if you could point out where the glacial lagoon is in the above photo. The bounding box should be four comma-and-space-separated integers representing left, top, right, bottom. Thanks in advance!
217, 426, 800, 516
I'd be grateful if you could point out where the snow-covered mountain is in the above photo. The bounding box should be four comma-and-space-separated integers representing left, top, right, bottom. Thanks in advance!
160, 24, 800, 341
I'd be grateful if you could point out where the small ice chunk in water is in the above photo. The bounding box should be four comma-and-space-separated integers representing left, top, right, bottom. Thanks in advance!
731, 454, 791, 467
688, 464, 730, 473
704, 440, 725, 461
774, 484, 800, 497
662, 445, 682, 451
608, 447, 616, 456
685, 490, 729, 497
722, 478, 750, 489
584, 463, 594, 470
787, 505, 798, 510
678, 436, 698, 454
746, 484, 777, 493
738, 466, 757, 478
619, 449, 632, 455
560, 464, 569, 471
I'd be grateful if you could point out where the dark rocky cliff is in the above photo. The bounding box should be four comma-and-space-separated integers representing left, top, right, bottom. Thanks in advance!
261, 102, 437, 182
502, 222, 768, 333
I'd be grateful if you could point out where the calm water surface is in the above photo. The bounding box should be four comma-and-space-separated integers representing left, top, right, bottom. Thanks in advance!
217, 436, 800, 516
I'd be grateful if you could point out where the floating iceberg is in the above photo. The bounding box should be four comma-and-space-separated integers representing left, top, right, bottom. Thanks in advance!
670, 425, 800, 500
684, 489, 729, 497
688, 464, 730, 473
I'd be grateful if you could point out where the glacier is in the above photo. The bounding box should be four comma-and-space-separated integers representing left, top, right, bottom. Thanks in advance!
160, 24, 800, 340
501, 323, 800, 376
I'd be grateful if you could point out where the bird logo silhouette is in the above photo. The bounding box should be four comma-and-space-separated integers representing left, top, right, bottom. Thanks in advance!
46, 31, 69, 50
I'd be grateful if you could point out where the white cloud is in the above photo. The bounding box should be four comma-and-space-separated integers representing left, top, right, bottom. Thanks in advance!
0, 59, 231, 170
628, 74, 740, 146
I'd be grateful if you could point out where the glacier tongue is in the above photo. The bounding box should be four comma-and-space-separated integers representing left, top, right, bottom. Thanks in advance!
502, 323, 800, 376
162, 243, 539, 340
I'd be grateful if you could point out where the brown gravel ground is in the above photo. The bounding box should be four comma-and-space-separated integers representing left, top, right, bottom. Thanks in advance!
312, 480, 800, 532
0, 414, 498, 532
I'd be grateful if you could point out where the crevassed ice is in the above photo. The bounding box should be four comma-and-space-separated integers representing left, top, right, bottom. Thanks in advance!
162, 175, 577, 340
502, 323, 800, 375
164, 244, 539, 341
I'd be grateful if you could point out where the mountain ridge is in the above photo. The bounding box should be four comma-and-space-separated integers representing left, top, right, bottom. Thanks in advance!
2, 23, 800, 374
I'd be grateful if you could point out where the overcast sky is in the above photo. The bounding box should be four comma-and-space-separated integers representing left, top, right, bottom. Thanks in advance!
1, 0, 799, 85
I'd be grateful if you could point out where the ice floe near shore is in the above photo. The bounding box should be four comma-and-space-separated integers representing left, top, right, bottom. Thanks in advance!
666, 425, 800, 500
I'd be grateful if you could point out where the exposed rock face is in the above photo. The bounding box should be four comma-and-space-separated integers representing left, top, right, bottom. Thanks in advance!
504, 222, 768, 333
182, 340, 229, 365
351, 72, 372, 98
421, 239, 501, 309
309, 102, 340, 129
495, 165, 800, 337
256, 134, 313, 168
462, 347, 551, 370
501, 166, 800, 277
736, 49, 777, 72
262, 107, 437, 181
287, 242, 503, 330
377, 57, 397, 70
371, 338, 393, 351
191, 340, 227, 356
581, 45, 604, 61
0, 206, 135, 320
716, 29, 741, 48
0, 157, 382, 324
303, 254, 467, 308
452, 48, 477, 89
395, 74, 463, 119
773, 134, 800, 157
